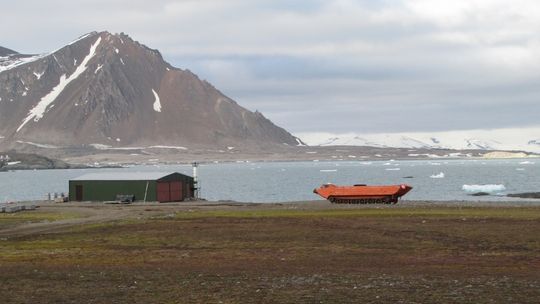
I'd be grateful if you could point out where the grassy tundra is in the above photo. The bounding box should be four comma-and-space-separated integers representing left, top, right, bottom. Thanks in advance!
1, 203, 539, 303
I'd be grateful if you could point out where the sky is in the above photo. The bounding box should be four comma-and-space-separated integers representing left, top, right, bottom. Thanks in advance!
2, 0, 540, 135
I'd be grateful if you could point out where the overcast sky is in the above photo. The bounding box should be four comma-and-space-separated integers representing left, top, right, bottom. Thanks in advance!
2, 0, 540, 134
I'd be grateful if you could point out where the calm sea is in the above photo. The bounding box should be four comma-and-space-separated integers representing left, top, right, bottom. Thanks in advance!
0, 159, 538, 203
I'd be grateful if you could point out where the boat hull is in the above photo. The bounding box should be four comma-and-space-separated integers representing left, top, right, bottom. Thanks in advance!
313, 184, 413, 204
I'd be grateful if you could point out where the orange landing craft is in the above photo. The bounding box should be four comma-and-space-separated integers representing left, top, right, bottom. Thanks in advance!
313, 183, 412, 204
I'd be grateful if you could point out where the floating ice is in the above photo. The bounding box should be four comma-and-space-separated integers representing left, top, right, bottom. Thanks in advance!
519, 161, 535, 165
430, 172, 445, 178
320, 169, 337, 172
462, 184, 506, 194
385, 168, 400, 171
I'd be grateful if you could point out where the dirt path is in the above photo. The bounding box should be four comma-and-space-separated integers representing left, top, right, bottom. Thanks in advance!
0, 201, 273, 238
0, 205, 127, 238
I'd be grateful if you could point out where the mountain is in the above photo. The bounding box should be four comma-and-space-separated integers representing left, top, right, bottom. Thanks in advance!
0, 46, 18, 56
297, 127, 540, 153
0, 31, 301, 151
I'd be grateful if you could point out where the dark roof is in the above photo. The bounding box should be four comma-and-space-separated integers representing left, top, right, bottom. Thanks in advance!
71, 171, 185, 181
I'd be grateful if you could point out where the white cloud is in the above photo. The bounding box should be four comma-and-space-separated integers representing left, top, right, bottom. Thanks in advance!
2, 0, 540, 134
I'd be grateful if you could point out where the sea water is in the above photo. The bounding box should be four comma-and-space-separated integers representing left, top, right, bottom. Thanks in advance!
0, 159, 538, 203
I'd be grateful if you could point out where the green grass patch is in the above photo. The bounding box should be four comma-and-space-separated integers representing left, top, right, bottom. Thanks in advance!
0, 212, 82, 229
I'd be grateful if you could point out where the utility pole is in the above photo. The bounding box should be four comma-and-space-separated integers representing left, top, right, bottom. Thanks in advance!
192, 162, 199, 199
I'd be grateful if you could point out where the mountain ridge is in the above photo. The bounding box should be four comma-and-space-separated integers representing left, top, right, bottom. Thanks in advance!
0, 46, 18, 56
297, 127, 540, 153
0, 31, 301, 150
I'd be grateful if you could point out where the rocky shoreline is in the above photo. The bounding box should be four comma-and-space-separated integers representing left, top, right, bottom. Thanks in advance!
507, 192, 540, 199
0, 151, 123, 171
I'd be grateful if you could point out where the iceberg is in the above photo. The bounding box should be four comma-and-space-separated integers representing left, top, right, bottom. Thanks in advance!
430, 172, 445, 179
462, 184, 506, 194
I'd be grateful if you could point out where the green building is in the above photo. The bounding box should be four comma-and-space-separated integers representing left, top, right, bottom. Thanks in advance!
69, 172, 194, 202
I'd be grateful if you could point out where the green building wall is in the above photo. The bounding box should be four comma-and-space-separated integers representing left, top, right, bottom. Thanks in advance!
69, 180, 157, 202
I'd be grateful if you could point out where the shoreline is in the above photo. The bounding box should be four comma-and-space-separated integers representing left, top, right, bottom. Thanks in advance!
0, 153, 537, 172
4, 197, 540, 211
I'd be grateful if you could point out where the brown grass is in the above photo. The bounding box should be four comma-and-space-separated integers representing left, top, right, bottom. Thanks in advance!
1, 206, 539, 303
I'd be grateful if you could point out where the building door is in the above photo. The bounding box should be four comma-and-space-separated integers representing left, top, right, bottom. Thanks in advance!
170, 181, 182, 201
157, 182, 170, 202
75, 185, 83, 201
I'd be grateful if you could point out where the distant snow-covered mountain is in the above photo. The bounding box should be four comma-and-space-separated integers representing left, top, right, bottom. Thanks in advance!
296, 127, 540, 153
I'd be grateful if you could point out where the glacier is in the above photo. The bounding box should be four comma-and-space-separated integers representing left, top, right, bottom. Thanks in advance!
296, 127, 540, 153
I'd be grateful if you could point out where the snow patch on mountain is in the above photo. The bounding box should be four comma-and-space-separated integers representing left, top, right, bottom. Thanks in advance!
0, 54, 46, 74
296, 127, 540, 153
148, 145, 188, 150
152, 89, 161, 112
68, 33, 94, 46
33, 71, 44, 79
16, 140, 58, 149
16, 36, 102, 132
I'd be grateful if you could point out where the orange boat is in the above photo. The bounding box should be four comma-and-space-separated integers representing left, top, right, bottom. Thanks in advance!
313, 183, 412, 204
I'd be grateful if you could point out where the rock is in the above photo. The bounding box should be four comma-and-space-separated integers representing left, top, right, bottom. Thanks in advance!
507, 192, 540, 199
469, 192, 491, 196
0, 151, 86, 171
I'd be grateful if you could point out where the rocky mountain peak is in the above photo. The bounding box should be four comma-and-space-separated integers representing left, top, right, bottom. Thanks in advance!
0, 31, 302, 151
